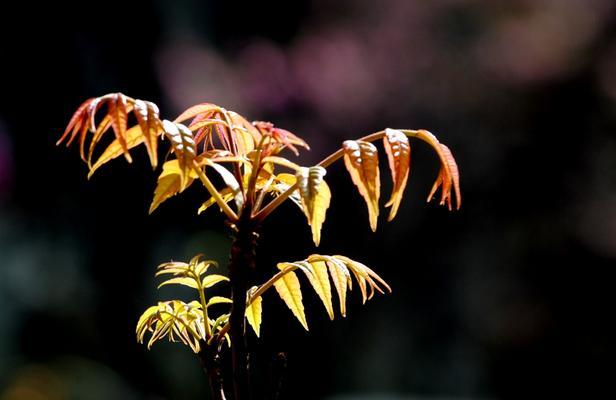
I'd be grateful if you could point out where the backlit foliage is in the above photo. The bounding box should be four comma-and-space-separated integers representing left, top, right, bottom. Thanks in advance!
59, 92, 460, 398
59, 93, 460, 235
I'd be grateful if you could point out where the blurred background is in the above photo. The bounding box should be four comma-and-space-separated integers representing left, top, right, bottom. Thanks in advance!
1, 0, 616, 399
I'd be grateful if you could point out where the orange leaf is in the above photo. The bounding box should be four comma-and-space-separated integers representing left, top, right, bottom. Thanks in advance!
57, 98, 94, 162
88, 125, 146, 178
134, 100, 161, 168
108, 93, 131, 162
174, 103, 222, 124
149, 160, 198, 213
383, 128, 411, 221
162, 120, 197, 190
342, 140, 380, 231
413, 130, 461, 210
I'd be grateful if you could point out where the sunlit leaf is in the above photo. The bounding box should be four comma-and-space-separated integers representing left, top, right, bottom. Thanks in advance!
297, 260, 334, 320
202, 159, 244, 209
174, 103, 222, 124
296, 166, 331, 246
88, 124, 146, 178
270, 173, 303, 209
134, 99, 161, 168
202, 274, 230, 288
162, 120, 197, 190
57, 98, 95, 161
409, 129, 461, 210
207, 296, 233, 306
137, 300, 204, 353
383, 128, 411, 221
108, 93, 131, 162
149, 160, 196, 214
273, 266, 308, 330
194, 259, 217, 276
342, 140, 381, 231
245, 286, 263, 337
198, 188, 234, 214
427, 143, 461, 210
158, 277, 199, 290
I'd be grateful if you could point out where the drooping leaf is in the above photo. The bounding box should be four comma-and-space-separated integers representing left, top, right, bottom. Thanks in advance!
309, 255, 351, 317
162, 120, 197, 190
88, 124, 146, 178
137, 300, 204, 353
334, 255, 391, 303
257, 254, 389, 323
254, 121, 309, 156
297, 260, 334, 320
296, 166, 331, 246
427, 143, 461, 210
409, 129, 461, 210
57, 98, 95, 161
383, 128, 411, 221
342, 140, 381, 231
136, 305, 159, 342
245, 286, 263, 337
273, 265, 308, 330
108, 93, 131, 162
149, 160, 196, 214
134, 99, 161, 168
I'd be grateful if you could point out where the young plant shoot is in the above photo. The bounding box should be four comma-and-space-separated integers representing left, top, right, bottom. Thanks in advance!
58, 93, 461, 400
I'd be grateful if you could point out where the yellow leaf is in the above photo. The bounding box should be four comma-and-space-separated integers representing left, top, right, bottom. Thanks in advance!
296, 167, 331, 246
88, 124, 145, 178
383, 128, 411, 221
273, 266, 308, 330
203, 159, 244, 209
157, 277, 199, 289
245, 286, 262, 337
271, 173, 303, 210
342, 140, 380, 231
194, 259, 217, 277
136, 305, 159, 342
201, 274, 230, 288
198, 188, 234, 214
317, 256, 350, 317
207, 296, 233, 306
149, 160, 195, 214
298, 260, 334, 320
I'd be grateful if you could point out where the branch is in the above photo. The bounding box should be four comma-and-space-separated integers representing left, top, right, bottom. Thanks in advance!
254, 130, 387, 221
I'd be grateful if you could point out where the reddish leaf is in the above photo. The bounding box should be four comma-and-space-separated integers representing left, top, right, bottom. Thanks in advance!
383, 128, 411, 221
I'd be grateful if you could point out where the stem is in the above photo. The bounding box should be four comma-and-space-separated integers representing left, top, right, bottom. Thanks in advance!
227, 207, 259, 400
197, 281, 213, 339
198, 343, 227, 400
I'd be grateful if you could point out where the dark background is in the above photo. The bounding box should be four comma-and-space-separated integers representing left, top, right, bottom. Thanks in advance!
1, 1, 616, 399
